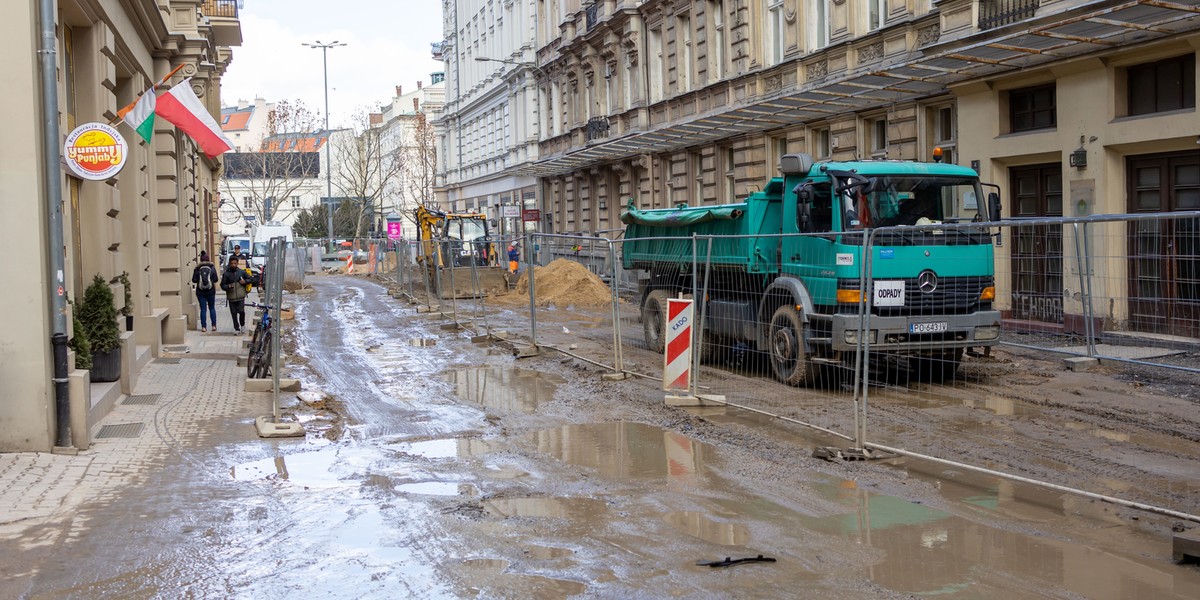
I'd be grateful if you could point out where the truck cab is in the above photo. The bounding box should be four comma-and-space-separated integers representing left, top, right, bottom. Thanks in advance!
780, 156, 1001, 372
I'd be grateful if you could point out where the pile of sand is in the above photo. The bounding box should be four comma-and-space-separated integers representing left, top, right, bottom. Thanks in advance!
512, 258, 613, 308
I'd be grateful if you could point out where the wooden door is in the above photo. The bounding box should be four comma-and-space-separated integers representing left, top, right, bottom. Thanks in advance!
1009, 164, 1064, 323
1126, 151, 1200, 336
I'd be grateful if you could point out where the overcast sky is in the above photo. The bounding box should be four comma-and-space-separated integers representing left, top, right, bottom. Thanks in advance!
219, 0, 445, 128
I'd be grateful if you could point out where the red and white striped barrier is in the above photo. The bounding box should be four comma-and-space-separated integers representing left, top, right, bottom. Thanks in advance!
345, 252, 355, 274
663, 298, 693, 392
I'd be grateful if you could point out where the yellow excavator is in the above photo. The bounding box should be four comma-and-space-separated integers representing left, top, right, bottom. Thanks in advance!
414, 205, 509, 299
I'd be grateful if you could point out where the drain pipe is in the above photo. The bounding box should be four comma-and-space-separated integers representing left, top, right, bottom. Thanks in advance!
38, 0, 71, 448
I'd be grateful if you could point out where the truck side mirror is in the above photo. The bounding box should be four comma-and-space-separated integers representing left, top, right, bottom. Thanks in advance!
987, 192, 1002, 222
794, 183, 813, 233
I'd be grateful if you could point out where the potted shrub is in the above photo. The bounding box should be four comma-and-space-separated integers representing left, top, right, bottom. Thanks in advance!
116, 271, 134, 331
79, 274, 122, 382
69, 312, 92, 370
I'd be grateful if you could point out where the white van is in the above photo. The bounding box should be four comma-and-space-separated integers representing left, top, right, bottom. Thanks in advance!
249, 222, 294, 269
222, 235, 250, 264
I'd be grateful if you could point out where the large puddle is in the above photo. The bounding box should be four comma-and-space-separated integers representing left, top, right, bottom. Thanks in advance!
797, 479, 1200, 599
532, 421, 716, 481
663, 510, 750, 546
444, 366, 566, 412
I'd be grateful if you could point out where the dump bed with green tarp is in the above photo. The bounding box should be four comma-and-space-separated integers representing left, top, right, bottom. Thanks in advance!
621, 179, 784, 273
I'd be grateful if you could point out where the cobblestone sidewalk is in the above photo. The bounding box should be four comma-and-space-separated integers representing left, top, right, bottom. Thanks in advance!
0, 298, 267, 549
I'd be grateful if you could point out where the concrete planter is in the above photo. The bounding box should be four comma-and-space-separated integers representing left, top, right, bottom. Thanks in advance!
90, 346, 122, 383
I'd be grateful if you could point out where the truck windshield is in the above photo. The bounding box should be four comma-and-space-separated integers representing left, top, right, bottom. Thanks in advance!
252, 242, 269, 256
841, 175, 988, 245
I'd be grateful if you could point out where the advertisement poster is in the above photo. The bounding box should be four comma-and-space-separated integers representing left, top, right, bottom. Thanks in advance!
387, 221, 402, 240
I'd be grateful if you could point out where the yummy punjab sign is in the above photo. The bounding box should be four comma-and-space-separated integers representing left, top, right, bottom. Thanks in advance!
63, 122, 128, 181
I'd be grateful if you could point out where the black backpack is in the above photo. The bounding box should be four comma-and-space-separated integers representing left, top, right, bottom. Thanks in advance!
197, 265, 215, 291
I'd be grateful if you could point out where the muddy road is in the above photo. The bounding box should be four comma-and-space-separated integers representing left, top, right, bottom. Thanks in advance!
10, 272, 1195, 598
284, 275, 1199, 598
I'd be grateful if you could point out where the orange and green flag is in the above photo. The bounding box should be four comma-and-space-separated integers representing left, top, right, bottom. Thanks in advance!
117, 92, 156, 144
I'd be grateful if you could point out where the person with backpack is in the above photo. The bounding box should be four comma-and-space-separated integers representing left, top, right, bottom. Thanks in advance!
221, 256, 251, 334
191, 251, 219, 332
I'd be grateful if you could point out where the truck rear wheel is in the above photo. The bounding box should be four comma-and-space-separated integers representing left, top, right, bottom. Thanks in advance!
769, 305, 815, 386
642, 289, 671, 353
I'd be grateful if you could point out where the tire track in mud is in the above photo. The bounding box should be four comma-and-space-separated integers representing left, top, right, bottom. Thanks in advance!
300, 276, 481, 439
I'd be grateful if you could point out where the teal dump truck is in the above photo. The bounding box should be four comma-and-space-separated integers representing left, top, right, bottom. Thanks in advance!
621, 153, 1002, 385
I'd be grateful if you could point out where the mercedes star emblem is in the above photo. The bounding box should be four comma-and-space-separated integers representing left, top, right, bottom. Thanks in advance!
918, 270, 938, 294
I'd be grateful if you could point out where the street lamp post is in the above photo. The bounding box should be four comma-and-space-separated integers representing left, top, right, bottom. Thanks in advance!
303, 40, 346, 247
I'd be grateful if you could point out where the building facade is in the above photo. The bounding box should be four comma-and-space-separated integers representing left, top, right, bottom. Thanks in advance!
0, 1, 241, 451
525, 0, 1198, 334
435, 0, 542, 240
220, 96, 275, 152
373, 78, 447, 239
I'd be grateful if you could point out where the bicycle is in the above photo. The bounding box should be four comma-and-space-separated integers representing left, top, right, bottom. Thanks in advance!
245, 301, 275, 379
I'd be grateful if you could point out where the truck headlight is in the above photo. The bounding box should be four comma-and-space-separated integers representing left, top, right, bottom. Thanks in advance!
845, 330, 878, 344
975, 325, 1000, 340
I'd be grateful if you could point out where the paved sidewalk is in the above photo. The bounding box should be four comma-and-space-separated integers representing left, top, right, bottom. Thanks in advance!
0, 294, 270, 555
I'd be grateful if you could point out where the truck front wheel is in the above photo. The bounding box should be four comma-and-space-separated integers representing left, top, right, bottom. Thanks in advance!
769, 305, 815, 386
642, 289, 671, 353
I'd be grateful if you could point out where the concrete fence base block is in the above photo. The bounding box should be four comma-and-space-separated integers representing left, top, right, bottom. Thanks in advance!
236, 355, 247, 367
470, 334, 491, 344
52, 445, 80, 456
245, 378, 301, 392
293, 287, 316, 295
665, 394, 726, 407
513, 345, 540, 358
440, 323, 463, 331
601, 372, 629, 381
1063, 356, 1099, 372
254, 416, 306, 438
1174, 531, 1200, 563
416, 305, 440, 313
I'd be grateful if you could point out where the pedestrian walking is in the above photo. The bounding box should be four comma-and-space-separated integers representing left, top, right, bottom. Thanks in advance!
227, 243, 248, 267
191, 251, 219, 332
221, 256, 250, 333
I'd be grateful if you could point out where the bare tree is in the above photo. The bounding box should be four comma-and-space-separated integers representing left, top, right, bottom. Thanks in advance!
400, 112, 438, 226
328, 109, 408, 238
219, 99, 323, 226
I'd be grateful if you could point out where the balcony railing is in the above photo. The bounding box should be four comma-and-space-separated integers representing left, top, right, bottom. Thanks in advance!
201, 0, 239, 19
978, 0, 1038, 30
585, 116, 610, 141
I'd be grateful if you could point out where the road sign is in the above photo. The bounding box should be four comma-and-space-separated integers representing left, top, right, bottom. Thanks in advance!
663, 299, 693, 391
501, 205, 521, 219
522, 209, 541, 222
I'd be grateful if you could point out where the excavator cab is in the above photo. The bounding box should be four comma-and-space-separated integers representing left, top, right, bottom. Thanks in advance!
413, 205, 507, 299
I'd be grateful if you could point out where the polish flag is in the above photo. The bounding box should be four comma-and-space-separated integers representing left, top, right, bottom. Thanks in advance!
154, 78, 235, 158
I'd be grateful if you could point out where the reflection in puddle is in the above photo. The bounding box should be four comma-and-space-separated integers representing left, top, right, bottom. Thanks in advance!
799, 480, 1194, 599
456, 553, 587, 597
230, 451, 345, 487
533, 422, 714, 480
399, 438, 460, 459
395, 481, 476, 496
663, 511, 750, 546
445, 367, 565, 412
484, 496, 606, 519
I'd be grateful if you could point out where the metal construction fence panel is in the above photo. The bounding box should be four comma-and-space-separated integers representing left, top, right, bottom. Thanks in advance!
512, 213, 1200, 523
